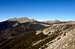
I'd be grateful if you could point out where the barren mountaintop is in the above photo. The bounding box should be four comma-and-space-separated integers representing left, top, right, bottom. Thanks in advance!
0, 18, 75, 49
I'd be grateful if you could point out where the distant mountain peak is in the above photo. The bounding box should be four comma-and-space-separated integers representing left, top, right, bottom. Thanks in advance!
8, 17, 33, 23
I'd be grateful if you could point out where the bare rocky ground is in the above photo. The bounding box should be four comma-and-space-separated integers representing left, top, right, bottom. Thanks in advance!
0, 18, 75, 49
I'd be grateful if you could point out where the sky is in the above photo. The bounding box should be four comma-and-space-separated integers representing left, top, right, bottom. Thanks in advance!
0, 0, 75, 21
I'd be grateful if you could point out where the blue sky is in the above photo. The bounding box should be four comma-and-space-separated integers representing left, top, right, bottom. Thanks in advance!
0, 0, 75, 21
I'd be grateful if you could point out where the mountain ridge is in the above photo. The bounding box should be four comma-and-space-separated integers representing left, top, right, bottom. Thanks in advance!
0, 17, 75, 49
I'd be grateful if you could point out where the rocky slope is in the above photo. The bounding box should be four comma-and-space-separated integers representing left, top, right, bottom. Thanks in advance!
0, 18, 75, 49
